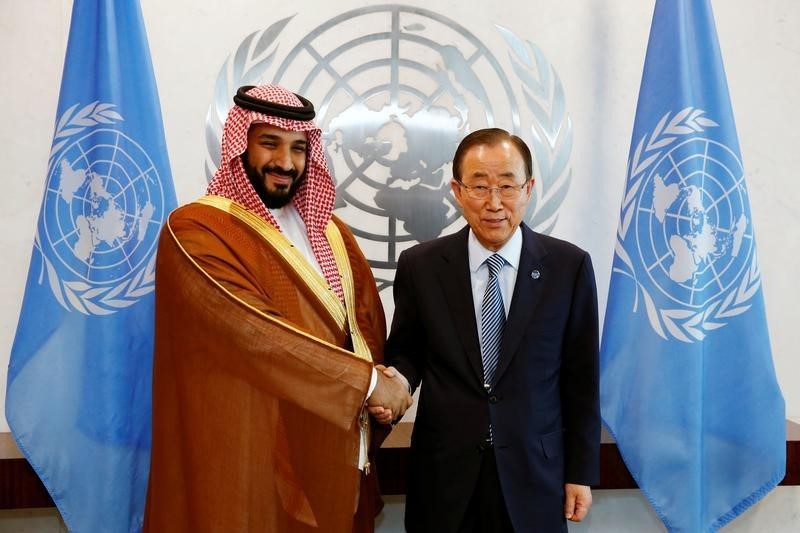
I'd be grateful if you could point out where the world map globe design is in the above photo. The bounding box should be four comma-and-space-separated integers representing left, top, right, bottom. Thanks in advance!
41, 129, 164, 286
272, 5, 521, 286
205, 6, 573, 297
635, 138, 753, 308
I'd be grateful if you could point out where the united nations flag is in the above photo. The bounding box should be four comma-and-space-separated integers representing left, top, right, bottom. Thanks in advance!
600, 1, 785, 531
5, 0, 176, 530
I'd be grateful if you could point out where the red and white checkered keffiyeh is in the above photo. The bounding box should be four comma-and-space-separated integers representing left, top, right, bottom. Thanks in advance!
207, 84, 343, 301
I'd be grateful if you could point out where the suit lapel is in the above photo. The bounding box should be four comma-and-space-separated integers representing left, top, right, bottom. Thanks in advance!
436, 227, 485, 385
494, 225, 548, 384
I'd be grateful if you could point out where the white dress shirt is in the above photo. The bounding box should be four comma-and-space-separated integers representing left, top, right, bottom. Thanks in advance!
269, 203, 324, 276
467, 226, 523, 350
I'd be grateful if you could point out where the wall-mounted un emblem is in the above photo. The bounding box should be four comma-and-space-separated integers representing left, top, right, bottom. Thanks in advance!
206, 4, 573, 291
37, 102, 165, 315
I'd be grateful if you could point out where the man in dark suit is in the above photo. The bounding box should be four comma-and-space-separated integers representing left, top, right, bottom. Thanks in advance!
377, 128, 600, 532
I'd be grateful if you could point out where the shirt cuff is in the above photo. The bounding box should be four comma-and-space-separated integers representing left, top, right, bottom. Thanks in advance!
367, 367, 377, 397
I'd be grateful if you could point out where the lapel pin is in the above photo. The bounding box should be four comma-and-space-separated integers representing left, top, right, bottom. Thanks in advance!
531, 269, 541, 280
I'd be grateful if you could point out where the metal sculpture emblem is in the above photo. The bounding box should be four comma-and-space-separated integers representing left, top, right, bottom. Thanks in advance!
206, 5, 573, 291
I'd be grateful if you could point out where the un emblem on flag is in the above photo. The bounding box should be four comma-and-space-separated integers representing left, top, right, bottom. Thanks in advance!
36, 102, 166, 315
616, 108, 762, 342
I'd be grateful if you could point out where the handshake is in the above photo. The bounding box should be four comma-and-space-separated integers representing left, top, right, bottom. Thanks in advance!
366, 365, 412, 425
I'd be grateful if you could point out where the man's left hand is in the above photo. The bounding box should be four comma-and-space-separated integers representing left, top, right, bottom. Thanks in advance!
564, 483, 592, 522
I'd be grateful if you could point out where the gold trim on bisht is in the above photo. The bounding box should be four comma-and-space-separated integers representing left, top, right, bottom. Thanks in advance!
196, 195, 372, 362
325, 222, 373, 362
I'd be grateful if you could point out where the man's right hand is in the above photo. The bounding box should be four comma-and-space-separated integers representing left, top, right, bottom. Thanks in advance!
367, 365, 412, 423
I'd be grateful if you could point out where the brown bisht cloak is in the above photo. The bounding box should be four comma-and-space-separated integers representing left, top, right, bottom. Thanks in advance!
144, 198, 388, 532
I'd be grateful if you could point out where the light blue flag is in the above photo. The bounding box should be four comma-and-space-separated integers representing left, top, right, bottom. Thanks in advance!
5, 0, 176, 530
600, 1, 785, 531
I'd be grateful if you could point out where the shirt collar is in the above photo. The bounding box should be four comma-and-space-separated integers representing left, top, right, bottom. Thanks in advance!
468, 226, 523, 274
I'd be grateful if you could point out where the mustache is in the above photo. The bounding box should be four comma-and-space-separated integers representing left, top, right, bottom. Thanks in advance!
261, 165, 299, 180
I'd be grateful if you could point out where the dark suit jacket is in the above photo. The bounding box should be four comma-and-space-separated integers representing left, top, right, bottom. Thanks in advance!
385, 223, 600, 532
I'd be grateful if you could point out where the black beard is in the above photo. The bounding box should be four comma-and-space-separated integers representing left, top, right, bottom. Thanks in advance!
242, 155, 305, 209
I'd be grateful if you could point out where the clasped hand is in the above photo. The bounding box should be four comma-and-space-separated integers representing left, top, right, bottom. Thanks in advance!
366, 364, 412, 424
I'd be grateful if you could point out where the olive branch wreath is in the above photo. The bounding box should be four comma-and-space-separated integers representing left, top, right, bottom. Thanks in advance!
37, 102, 157, 315
204, 16, 294, 181
614, 107, 761, 342
48, 101, 123, 160
497, 24, 572, 234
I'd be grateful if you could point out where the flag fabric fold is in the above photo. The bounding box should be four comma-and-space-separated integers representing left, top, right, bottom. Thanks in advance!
600, 1, 785, 531
6, 0, 176, 530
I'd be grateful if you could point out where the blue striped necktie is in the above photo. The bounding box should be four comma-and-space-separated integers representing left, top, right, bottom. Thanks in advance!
481, 253, 506, 387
